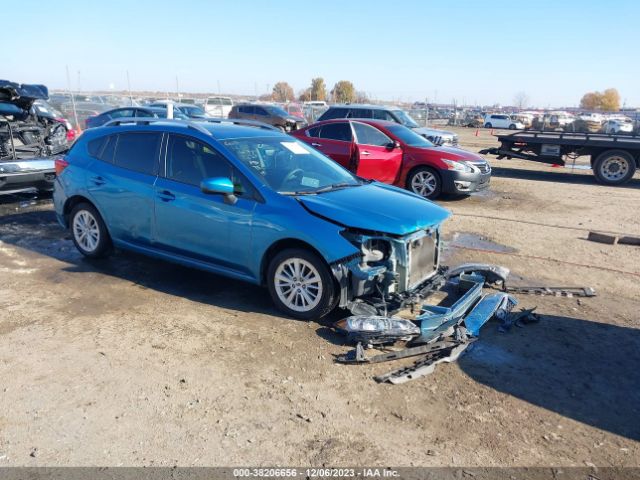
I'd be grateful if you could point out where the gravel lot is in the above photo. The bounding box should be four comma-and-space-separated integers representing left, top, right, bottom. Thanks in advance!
0, 127, 638, 467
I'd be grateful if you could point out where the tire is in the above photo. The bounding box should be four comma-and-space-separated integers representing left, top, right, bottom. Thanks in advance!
593, 150, 636, 186
267, 248, 338, 320
484, 123, 492, 128
69, 203, 112, 258
509, 124, 516, 130
406, 166, 442, 199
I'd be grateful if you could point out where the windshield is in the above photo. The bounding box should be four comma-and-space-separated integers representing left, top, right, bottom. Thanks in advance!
183, 105, 205, 115
387, 125, 434, 148
222, 137, 360, 194
392, 109, 419, 128
265, 105, 290, 117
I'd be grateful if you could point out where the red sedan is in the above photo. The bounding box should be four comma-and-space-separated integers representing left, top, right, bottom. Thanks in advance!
291, 119, 491, 199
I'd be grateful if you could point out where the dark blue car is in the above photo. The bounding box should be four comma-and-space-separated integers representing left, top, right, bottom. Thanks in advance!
53, 119, 450, 319
84, 106, 188, 129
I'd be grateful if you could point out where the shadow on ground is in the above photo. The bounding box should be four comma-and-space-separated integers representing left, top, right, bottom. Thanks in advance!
2, 207, 639, 441
459, 314, 640, 441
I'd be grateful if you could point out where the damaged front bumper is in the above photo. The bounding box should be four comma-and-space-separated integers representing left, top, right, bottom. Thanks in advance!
332, 227, 443, 315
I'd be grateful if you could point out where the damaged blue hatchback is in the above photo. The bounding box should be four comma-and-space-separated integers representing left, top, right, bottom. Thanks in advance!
53, 118, 450, 319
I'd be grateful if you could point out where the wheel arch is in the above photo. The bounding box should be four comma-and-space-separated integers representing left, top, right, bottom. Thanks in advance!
62, 195, 98, 225
260, 238, 333, 286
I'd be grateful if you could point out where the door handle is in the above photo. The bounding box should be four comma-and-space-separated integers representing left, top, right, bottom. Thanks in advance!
311, 142, 322, 147
361, 151, 371, 156
157, 190, 176, 202
90, 176, 106, 186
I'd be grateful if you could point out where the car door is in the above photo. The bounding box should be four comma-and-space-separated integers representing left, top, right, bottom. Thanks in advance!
86, 131, 161, 246
304, 122, 355, 170
351, 122, 403, 184
153, 133, 258, 276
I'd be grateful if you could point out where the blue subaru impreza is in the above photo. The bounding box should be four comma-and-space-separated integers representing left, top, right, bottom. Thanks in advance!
53, 119, 450, 319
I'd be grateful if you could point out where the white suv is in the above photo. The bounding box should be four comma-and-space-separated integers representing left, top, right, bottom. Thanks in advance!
484, 114, 525, 130
204, 96, 233, 118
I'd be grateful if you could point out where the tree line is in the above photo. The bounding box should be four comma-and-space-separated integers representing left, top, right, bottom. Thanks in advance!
265, 78, 368, 103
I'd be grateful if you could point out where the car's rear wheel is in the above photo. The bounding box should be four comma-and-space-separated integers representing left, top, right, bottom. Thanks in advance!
407, 167, 442, 199
267, 248, 338, 320
70, 203, 112, 258
509, 124, 516, 130
484, 122, 492, 128
593, 150, 636, 185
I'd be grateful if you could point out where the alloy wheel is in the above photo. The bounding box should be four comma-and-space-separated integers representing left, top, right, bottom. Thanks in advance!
274, 258, 323, 312
411, 171, 437, 197
73, 210, 100, 252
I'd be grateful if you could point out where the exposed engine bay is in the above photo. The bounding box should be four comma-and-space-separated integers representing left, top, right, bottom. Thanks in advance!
0, 80, 68, 162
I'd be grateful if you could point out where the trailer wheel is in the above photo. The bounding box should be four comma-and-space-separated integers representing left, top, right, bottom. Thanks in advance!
593, 150, 636, 185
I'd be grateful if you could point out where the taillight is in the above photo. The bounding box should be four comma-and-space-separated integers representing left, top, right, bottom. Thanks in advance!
55, 157, 69, 175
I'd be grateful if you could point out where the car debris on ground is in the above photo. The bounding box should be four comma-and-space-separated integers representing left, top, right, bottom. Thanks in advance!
333, 263, 592, 384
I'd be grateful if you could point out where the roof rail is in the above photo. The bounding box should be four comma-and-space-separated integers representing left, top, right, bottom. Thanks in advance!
198, 118, 279, 131
103, 117, 212, 136
102, 117, 279, 134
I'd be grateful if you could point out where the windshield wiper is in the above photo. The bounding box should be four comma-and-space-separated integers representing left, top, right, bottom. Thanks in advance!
313, 182, 360, 194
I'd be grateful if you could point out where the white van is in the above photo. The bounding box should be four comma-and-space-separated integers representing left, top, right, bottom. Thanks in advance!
204, 96, 233, 117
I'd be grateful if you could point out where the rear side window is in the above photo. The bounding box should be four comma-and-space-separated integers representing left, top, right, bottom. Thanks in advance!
318, 108, 347, 121
307, 126, 321, 137
319, 123, 353, 142
113, 132, 161, 175
352, 122, 391, 146
87, 135, 116, 163
347, 108, 373, 119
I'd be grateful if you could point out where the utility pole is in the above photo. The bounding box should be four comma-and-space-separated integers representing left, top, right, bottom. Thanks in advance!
176, 76, 180, 100
126, 70, 133, 106
65, 66, 79, 130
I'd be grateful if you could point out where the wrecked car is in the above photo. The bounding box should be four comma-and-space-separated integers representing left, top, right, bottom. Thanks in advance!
0, 80, 70, 195
54, 117, 451, 320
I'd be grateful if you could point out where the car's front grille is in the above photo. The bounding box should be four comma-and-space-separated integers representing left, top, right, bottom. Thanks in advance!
474, 161, 491, 174
407, 231, 438, 289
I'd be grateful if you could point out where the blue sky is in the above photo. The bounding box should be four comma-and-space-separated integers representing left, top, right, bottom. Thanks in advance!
5, 0, 639, 107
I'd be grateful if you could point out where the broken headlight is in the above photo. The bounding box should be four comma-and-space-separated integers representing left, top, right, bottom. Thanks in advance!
361, 238, 391, 264
335, 316, 420, 344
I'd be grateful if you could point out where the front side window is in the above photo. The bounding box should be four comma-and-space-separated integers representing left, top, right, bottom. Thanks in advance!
166, 135, 231, 186
113, 132, 161, 175
222, 137, 360, 194
352, 122, 391, 146
135, 109, 155, 118
165, 135, 253, 196
386, 125, 434, 148
373, 109, 396, 121
110, 109, 134, 119
319, 122, 352, 142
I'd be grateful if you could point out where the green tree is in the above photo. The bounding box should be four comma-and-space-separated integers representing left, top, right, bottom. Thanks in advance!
310, 77, 327, 101
331, 80, 356, 103
272, 82, 294, 102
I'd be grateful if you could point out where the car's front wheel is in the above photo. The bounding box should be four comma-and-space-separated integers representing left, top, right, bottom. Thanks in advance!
267, 248, 338, 320
407, 167, 442, 199
484, 122, 492, 128
70, 203, 112, 258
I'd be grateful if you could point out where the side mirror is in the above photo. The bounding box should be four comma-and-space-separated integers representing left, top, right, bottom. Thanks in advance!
200, 177, 235, 195
387, 140, 401, 150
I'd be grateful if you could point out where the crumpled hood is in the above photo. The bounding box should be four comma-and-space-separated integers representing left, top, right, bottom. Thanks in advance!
297, 183, 451, 235
0, 80, 48, 111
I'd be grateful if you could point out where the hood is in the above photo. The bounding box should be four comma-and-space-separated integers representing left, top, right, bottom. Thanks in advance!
297, 183, 451, 235
413, 126, 456, 138
409, 145, 485, 162
0, 80, 48, 111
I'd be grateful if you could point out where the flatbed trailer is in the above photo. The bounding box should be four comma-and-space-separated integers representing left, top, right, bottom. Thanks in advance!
479, 130, 640, 185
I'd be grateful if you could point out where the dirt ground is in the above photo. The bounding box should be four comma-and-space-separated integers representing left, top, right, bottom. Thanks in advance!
0, 127, 638, 467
